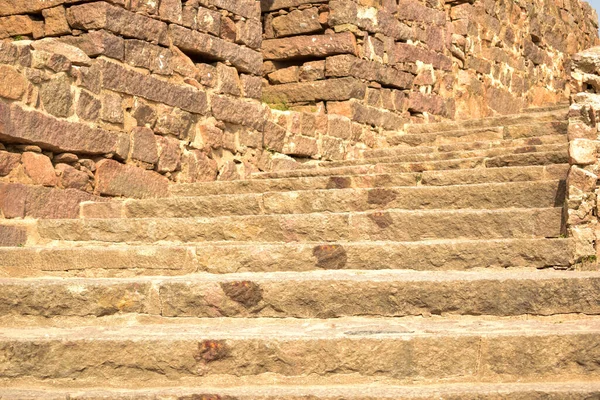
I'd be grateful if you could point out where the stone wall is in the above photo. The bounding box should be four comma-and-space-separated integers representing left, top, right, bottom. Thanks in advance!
0, 0, 598, 219
261, 0, 599, 123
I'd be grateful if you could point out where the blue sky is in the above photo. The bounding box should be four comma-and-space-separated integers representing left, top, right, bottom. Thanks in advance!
587, 0, 600, 16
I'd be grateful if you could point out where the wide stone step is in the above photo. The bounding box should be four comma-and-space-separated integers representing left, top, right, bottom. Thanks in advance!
323, 143, 566, 168
366, 133, 567, 158
3, 382, 600, 400
82, 181, 565, 219
34, 208, 563, 244
405, 109, 568, 134
171, 164, 569, 197
253, 152, 568, 179
1, 270, 598, 318
1, 316, 599, 384
0, 238, 570, 277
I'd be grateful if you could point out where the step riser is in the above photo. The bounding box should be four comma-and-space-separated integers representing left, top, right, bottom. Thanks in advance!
86, 181, 564, 219
1, 274, 597, 318
36, 208, 563, 244
1, 332, 598, 383
0, 239, 570, 277
171, 165, 569, 197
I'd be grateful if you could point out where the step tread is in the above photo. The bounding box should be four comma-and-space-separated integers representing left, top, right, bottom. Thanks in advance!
2, 381, 600, 399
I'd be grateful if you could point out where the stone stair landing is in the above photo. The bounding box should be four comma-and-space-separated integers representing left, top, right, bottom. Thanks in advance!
2, 106, 600, 398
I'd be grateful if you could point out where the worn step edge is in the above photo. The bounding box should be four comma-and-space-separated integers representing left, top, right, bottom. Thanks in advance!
252, 152, 568, 179
1, 269, 597, 319
405, 109, 568, 134
1, 316, 599, 384
0, 238, 571, 277
2, 381, 600, 399
328, 143, 566, 168
34, 208, 564, 244
82, 180, 565, 219
170, 165, 569, 197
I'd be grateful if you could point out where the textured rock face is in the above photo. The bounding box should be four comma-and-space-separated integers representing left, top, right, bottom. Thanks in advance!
0, 0, 597, 217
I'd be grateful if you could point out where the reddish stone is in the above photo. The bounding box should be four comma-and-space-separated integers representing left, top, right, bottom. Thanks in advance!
21, 152, 58, 187
211, 95, 269, 132
262, 32, 358, 61
179, 150, 217, 183
0, 15, 33, 39
42, 6, 71, 37
0, 65, 27, 100
0, 225, 27, 246
95, 159, 169, 198
55, 163, 89, 190
59, 30, 125, 60
131, 127, 159, 165
156, 136, 181, 173
0, 151, 20, 176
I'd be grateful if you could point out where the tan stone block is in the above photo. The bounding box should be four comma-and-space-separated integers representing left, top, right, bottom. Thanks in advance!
0, 65, 27, 100
569, 139, 598, 165
42, 6, 71, 37
95, 159, 169, 198
21, 152, 58, 187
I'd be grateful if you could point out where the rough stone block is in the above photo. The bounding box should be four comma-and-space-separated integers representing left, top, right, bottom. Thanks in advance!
59, 30, 125, 60
0, 225, 27, 247
95, 159, 169, 198
21, 152, 58, 187
262, 32, 357, 61
211, 95, 269, 132
569, 139, 598, 165
262, 77, 367, 103
0, 15, 33, 39
326, 54, 414, 89
131, 127, 159, 165
0, 65, 27, 100
0, 151, 20, 177
42, 6, 71, 37
272, 8, 322, 38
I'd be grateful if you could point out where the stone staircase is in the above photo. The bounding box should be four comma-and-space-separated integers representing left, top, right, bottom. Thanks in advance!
3, 106, 600, 399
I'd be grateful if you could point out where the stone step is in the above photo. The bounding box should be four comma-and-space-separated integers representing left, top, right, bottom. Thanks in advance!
0, 238, 570, 277
391, 121, 568, 147
1, 270, 597, 318
1, 316, 599, 384
171, 164, 569, 197
34, 208, 563, 244
2, 381, 600, 400
82, 181, 565, 219
324, 143, 566, 168
252, 152, 568, 179
405, 109, 568, 134
365, 134, 566, 159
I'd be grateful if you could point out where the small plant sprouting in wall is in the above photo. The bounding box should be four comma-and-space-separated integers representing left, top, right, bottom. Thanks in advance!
262, 94, 290, 111
12, 35, 24, 41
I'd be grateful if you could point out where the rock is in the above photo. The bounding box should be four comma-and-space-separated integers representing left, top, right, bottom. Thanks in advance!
569, 139, 598, 165
155, 107, 194, 139
42, 6, 71, 37
169, 24, 262, 75
76, 90, 101, 121
240, 74, 262, 99
0, 151, 20, 177
0, 225, 27, 247
0, 15, 33, 39
179, 150, 218, 183
95, 159, 169, 198
54, 153, 78, 164
59, 30, 125, 60
39, 74, 73, 118
196, 7, 221, 36
131, 127, 159, 165
262, 32, 358, 61
31, 38, 92, 66
156, 135, 181, 173
0, 102, 129, 158
204, 0, 260, 19
124, 39, 173, 76
236, 19, 262, 50
216, 63, 241, 96
101, 92, 124, 124
55, 163, 89, 190
269, 66, 300, 84
66, 2, 169, 46
158, 0, 182, 24
325, 54, 413, 89
211, 95, 269, 132
100, 59, 209, 115
272, 8, 322, 38
262, 77, 367, 103
0, 65, 27, 100
21, 152, 58, 187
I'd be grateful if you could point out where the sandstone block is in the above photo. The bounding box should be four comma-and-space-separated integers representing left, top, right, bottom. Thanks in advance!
101, 92, 124, 124
569, 139, 598, 165
262, 32, 358, 61
59, 30, 125, 60
155, 107, 194, 139
39, 74, 73, 118
0, 102, 129, 158
0, 151, 20, 177
76, 90, 101, 121
0, 65, 27, 100
42, 6, 71, 37
568, 165, 597, 193
263, 77, 367, 104
236, 19, 262, 50
0, 15, 33, 39
201, 0, 260, 20
397, 0, 445, 25
131, 127, 159, 165
272, 8, 322, 38
179, 150, 218, 183
0, 40, 32, 67
100, 59, 208, 115
95, 159, 168, 198
169, 25, 262, 75
326, 54, 414, 89
124, 39, 172, 75
268, 66, 299, 84
31, 38, 92, 66
0, 182, 99, 219
156, 135, 181, 173
0, 225, 27, 246
55, 163, 89, 191
263, 121, 287, 153
0, 0, 64, 17
241, 74, 262, 99
408, 92, 454, 118
158, 0, 183, 24
196, 7, 221, 36
21, 152, 58, 187
392, 43, 452, 71
216, 63, 241, 96
211, 95, 269, 132
194, 122, 224, 150
283, 135, 318, 157
66, 2, 168, 46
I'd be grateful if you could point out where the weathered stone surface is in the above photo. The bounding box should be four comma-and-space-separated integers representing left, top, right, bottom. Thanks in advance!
211, 95, 269, 131
0, 65, 27, 100
196, 7, 222, 36
21, 152, 57, 187
569, 139, 598, 165
326, 54, 414, 89
202, 0, 260, 19
262, 32, 357, 61
262, 77, 366, 103
0, 102, 129, 158
0, 225, 27, 247
66, 2, 168, 45
42, 6, 71, 37
100, 59, 208, 115
31, 38, 91, 66
0, 15, 33, 39
179, 150, 218, 183
39, 75, 73, 118
272, 8, 322, 38
55, 163, 89, 190
0, 151, 20, 176
392, 43, 452, 71
169, 25, 262, 75
131, 127, 159, 165
94, 159, 169, 198
59, 30, 125, 60
0, 182, 99, 219
156, 135, 181, 173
